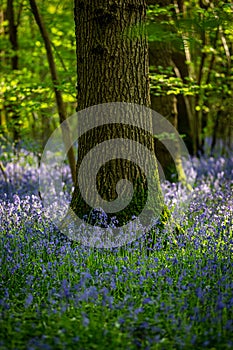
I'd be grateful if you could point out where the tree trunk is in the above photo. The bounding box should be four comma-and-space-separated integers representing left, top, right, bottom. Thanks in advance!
71, 0, 162, 226
148, 0, 188, 182
6, 0, 20, 145
172, 51, 194, 156
29, 0, 76, 183
149, 40, 179, 181
172, 0, 195, 155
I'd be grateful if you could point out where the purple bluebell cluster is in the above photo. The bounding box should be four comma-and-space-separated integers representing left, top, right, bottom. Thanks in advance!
0, 151, 232, 349
83, 208, 119, 228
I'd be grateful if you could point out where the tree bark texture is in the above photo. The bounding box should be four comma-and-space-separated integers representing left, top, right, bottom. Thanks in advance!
75, 0, 150, 109
71, 0, 162, 226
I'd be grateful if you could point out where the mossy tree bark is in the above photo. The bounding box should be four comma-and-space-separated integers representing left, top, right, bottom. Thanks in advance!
71, 0, 163, 226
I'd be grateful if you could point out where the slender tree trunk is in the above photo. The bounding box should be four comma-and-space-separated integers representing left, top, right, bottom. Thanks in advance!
149, 40, 179, 181
172, 0, 196, 155
29, 0, 76, 183
148, 0, 188, 183
172, 52, 194, 156
71, 0, 162, 225
0, 9, 7, 133
7, 0, 18, 70
6, 0, 20, 145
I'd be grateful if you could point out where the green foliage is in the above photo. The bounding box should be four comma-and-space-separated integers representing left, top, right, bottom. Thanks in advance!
147, 2, 233, 152
0, 0, 232, 155
0, 0, 76, 151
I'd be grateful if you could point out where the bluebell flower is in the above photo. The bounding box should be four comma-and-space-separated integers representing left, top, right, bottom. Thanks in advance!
81, 312, 90, 327
25, 293, 33, 308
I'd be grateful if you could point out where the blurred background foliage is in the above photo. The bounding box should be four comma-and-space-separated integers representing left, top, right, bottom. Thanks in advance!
0, 0, 232, 160
0, 0, 76, 156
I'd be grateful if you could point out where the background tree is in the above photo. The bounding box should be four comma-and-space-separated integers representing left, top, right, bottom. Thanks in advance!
29, 0, 76, 182
147, 1, 233, 156
0, 0, 77, 156
148, 0, 180, 180
5, 0, 21, 145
